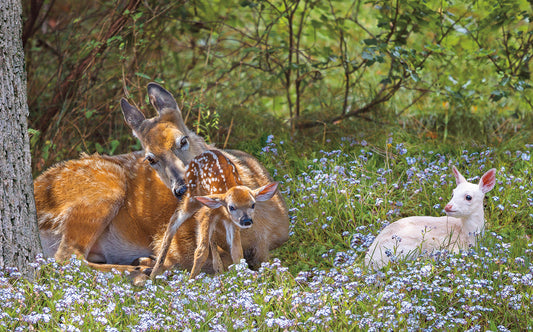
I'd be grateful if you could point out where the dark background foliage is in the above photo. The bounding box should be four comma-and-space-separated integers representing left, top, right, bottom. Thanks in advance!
23, 0, 533, 174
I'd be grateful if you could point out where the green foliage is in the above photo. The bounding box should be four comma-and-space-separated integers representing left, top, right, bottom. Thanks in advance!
186, 93, 221, 144
23, 0, 532, 174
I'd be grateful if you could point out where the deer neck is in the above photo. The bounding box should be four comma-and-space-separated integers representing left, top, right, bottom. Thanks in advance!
460, 207, 485, 236
189, 131, 210, 154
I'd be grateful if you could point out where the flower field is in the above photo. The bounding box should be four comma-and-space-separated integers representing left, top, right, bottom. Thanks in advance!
1, 135, 532, 331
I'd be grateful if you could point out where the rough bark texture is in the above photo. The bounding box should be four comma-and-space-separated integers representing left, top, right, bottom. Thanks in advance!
0, 0, 42, 279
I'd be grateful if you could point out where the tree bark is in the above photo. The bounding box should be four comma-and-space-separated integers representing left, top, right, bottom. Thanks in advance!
0, 0, 42, 279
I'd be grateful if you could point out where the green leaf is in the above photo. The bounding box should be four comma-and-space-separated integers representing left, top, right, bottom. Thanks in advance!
361, 51, 374, 61
500, 76, 510, 87
85, 110, 95, 119
95, 143, 104, 154
380, 77, 392, 85
490, 90, 507, 102
109, 140, 120, 155
135, 72, 151, 80
28, 128, 40, 136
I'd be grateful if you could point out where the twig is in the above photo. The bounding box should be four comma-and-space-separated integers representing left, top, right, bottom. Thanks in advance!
223, 117, 234, 149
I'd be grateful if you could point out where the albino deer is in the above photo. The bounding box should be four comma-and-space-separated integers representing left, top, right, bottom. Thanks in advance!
35, 83, 289, 275
365, 166, 496, 268
149, 149, 279, 279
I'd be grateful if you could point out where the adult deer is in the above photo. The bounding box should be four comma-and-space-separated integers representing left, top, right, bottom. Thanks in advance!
35, 83, 289, 274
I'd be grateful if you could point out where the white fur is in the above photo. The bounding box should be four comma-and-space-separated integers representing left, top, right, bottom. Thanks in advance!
90, 224, 152, 265
39, 221, 149, 265
39, 229, 61, 258
365, 166, 496, 269
224, 220, 235, 247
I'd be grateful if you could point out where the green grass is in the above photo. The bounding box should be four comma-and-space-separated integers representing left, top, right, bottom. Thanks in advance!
2, 127, 533, 331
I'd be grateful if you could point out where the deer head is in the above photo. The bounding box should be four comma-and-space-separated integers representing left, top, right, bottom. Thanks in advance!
444, 166, 496, 219
121, 83, 208, 199
195, 182, 279, 228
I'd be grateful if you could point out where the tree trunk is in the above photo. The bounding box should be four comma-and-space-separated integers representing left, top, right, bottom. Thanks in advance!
0, 0, 42, 279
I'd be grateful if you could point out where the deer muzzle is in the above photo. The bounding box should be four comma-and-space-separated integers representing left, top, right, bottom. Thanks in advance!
444, 204, 454, 213
239, 216, 253, 228
172, 183, 188, 199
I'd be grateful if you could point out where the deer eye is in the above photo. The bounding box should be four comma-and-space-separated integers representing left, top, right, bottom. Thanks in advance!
144, 153, 157, 166
229, 205, 236, 212
251, 203, 255, 209
177, 136, 189, 150
465, 195, 472, 201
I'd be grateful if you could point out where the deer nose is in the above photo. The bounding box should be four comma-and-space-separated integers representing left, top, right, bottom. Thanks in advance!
173, 184, 187, 199
444, 204, 453, 213
240, 217, 253, 228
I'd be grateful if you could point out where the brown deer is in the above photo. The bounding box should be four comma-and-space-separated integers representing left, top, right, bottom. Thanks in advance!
35, 83, 289, 275
149, 149, 279, 279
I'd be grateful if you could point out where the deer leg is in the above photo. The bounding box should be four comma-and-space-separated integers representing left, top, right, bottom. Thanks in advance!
244, 240, 269, 270
209, 220, 224, 274
190, 217, 212, 279
150, 197, 200, 278
149, 220, 176, 277
230, 229, 244, 265
55, 201, 121, 263
150, 213, 185, 277
132, 255, 156, 267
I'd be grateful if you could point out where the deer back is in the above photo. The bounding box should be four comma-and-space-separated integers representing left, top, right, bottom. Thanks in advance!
186, 150, 241, 196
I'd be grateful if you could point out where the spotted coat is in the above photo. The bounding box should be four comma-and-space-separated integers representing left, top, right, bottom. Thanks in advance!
185, 150, 241, 196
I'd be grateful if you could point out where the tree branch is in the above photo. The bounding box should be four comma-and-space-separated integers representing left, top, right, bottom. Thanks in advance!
36, 0, 141, 137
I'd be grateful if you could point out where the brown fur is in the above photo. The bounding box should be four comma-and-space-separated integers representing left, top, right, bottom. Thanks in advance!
149, 149, 243, 277
35, 83, 289, 277
150, 149, 279, 279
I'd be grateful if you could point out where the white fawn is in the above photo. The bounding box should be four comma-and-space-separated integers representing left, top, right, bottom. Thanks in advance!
365, 166, 496, 268
150, 149, 279, 279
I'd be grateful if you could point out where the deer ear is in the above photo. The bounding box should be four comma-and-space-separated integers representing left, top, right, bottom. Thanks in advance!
195, 195, 225, 209
452, 166, 467, 185
479, 168, 496, 194
147, 82, 178, 112
147, 82, 188, 133
120, 98, 145, 131
254, 182, 279, 202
